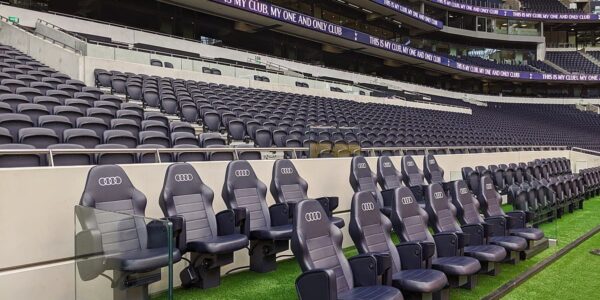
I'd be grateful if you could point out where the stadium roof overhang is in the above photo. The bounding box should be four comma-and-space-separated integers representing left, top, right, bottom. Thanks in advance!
162, 0, 600, 84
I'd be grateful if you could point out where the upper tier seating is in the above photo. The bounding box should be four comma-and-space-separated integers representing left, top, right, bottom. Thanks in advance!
520, 0, 582, 13
545, 51, 600, 74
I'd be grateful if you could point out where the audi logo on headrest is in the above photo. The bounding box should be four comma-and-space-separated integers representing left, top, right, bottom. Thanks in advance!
235, 169, 250, 177
280, 168, 294, 175
361, 202, 375, 211
98, 176, 122, 186
401, 197, 413, 205
434, 192, 444, 199
357, 163, 367, 169
407, 161, 415, 167
175, 174, 193, 182
429, 159, 436, 164
485, 183, 493, 190
304, 211, 322, 222
383, 162, 392, 168
459, 188, 469, 194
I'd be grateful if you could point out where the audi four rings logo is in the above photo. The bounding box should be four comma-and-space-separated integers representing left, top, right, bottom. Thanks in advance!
280, 168, 294, 175
486, 183, 493, 189
407, 161, 415, 166
361, 202, 375, 211
235, 169, 250, 177
434, 192, 444, 199
401, 197, 413, 205
175, 174, 193, 182
383, 162, 392, 168
98, 176, 122, 186
304, 211, 322, 222
429, 159, 436, 164
357, 163, 367, 169
459, 188, 469, 194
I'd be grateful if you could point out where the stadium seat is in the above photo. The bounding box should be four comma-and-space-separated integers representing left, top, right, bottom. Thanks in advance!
425, 183, 506, 275
390, 186, 480, 289
103, 130, 137, 148
0, 143, 41, 167
222, 160, 292, 273
450, 180, 527, 264
76, 165, 181, 300
349, 191, 449, 299
350, 156, 392, 216
401, 155, 427, 204
173, 144, 205, 162
18, 127, 59, 148
136, 144, 172, 163
159, 163, 249, 288
0, 113, 34, 142
139, 131, 170, 147
16, 103, 48, 126
291, 200, 403, 300
94, 144, 136, 165
423, 154, 445, 185
48, 143, 92, 166
270, 159, 344, 228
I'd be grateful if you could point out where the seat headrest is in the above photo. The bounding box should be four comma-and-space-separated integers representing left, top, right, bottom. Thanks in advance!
351, 191, 381, 227
80, 165, 137, 206
377, 156, 398, 177
225, 160, 259, 189
451, 180, 473, 205
426, 183, 449, 211
163, 163, 205, 196
393, 186, 420, 218
401, 155, 419, 174
479, 176, 498, 200
273, 159, 302, 185
294, 199, 330, 238
351, 156, 372, 178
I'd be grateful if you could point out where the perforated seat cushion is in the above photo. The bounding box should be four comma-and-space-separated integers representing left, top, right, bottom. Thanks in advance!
432, 256, 481, 276
187, 233, 248, 254
249, 224, 292, 240
489, 236, 527, 251
510, 228, 544, 240
464, 245, 506, 262
337, 285, 403, 300
392, 269, 448, 293
104, 247, 181, 272
280, 184, 306, 203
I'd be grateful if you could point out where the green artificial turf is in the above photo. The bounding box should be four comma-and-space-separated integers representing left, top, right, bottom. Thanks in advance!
154, 197, 600, 300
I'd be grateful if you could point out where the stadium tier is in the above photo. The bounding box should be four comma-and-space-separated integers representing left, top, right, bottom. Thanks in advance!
1, 1, 600, 300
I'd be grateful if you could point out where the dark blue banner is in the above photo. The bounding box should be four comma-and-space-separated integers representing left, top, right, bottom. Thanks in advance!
210, 0, 600, 82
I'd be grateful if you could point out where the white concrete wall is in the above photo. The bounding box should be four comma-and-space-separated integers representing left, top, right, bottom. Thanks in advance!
2, 150, 596, 299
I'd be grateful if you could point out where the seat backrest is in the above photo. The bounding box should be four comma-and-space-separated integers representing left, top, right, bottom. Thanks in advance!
425, 183, 461, 233
450, 180, 484, 225
477, 175, 506, 218
0, 113, 34, 141
349, 156, 383, 207
401, 155, 425, 187
423, 154, 444, 184
291, 200, 353, 294
270, 159, 309, 204
350, 191, 401, 273
376, 156, 402, 190
461, 167, 480, 193
222, 160, 271, 231
19, 127, 59, 148
48, 143, 91, 166
79, 165, 147, 253
160, 163, 217, 245
389, 187, 437, 255
0, 143, 40, 167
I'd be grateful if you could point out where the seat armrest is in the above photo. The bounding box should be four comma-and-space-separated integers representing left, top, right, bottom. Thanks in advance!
371, 252, 392, 285
380, 189, 395, 208
484, 216, 508, 236
165, 215, 186, 252
269, 202, 290, 226
420, 241, 436, 261
506, 211, 526, 228
296, 269, 336, 300
287, 201, 298, 218
433, 232, 460, 257
396, 242, 423, 270
146, 219, 173, 249
348, 254, 379, 287
216, 210, 235, 236
233, 207, 249, 236
75, 229, 105, 281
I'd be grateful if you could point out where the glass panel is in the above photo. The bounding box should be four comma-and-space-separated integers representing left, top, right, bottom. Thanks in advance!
74, 205, 173, 300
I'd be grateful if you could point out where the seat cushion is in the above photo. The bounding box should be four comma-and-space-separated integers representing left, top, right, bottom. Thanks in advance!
249, 224, 293, 240
464, 245, 506, 262
432, 256, 481, 276
392, 269, 447, 293
187, 234, 248, 254
331, 216, 345, 228
105, 248, 181, 272
489, 236, 528, 251
510, 228, 544, 240
338, 286, 403, 300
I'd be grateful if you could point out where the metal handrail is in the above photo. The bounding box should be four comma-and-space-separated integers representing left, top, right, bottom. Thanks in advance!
571, 147, 600, 157
361, 145, 569, 156
36, 18, 89, 42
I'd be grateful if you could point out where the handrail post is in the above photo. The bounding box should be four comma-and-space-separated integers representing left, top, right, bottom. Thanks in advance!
48, 149, 55, 167
155, 149, 162, 163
